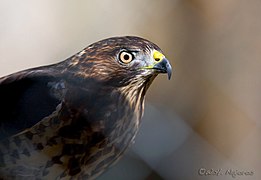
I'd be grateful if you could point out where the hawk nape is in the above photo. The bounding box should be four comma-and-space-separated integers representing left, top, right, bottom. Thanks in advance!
0, 36, 172, 179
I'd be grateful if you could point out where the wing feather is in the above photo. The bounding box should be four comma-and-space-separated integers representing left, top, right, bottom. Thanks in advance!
0, 67, 63, 140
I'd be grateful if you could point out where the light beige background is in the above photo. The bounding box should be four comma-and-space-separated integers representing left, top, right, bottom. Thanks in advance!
0, 0, 260, 179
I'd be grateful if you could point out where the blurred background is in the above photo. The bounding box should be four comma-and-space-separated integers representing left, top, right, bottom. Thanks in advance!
0, 0, 260, 179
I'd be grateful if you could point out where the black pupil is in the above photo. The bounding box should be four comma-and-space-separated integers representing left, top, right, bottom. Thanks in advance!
124, 54, 130, 60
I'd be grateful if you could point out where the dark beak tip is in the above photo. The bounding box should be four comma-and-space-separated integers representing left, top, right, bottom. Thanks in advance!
166, 61, 172, 80
168, 71, 172, 80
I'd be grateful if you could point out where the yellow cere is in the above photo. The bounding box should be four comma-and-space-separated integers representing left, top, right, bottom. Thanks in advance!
141, 50, 166, 69
153, 50, 165, 62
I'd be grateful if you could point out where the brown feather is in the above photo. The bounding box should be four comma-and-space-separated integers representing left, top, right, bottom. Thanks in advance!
0, 36, 167, 179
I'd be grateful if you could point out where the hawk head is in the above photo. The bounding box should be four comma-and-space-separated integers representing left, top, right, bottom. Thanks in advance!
68, 36, 172, 89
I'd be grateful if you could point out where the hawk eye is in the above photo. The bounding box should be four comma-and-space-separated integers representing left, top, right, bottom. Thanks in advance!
119, 51, 133, 64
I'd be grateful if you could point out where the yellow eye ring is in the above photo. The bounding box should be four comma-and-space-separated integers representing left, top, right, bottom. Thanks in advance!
119, 51, 133, 64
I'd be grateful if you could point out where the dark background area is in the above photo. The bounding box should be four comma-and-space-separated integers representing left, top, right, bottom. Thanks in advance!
0, 0, 260, 179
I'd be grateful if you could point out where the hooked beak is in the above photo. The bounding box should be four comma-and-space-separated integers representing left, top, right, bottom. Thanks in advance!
152, 57, 172, 80
142, 50, 173, 80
